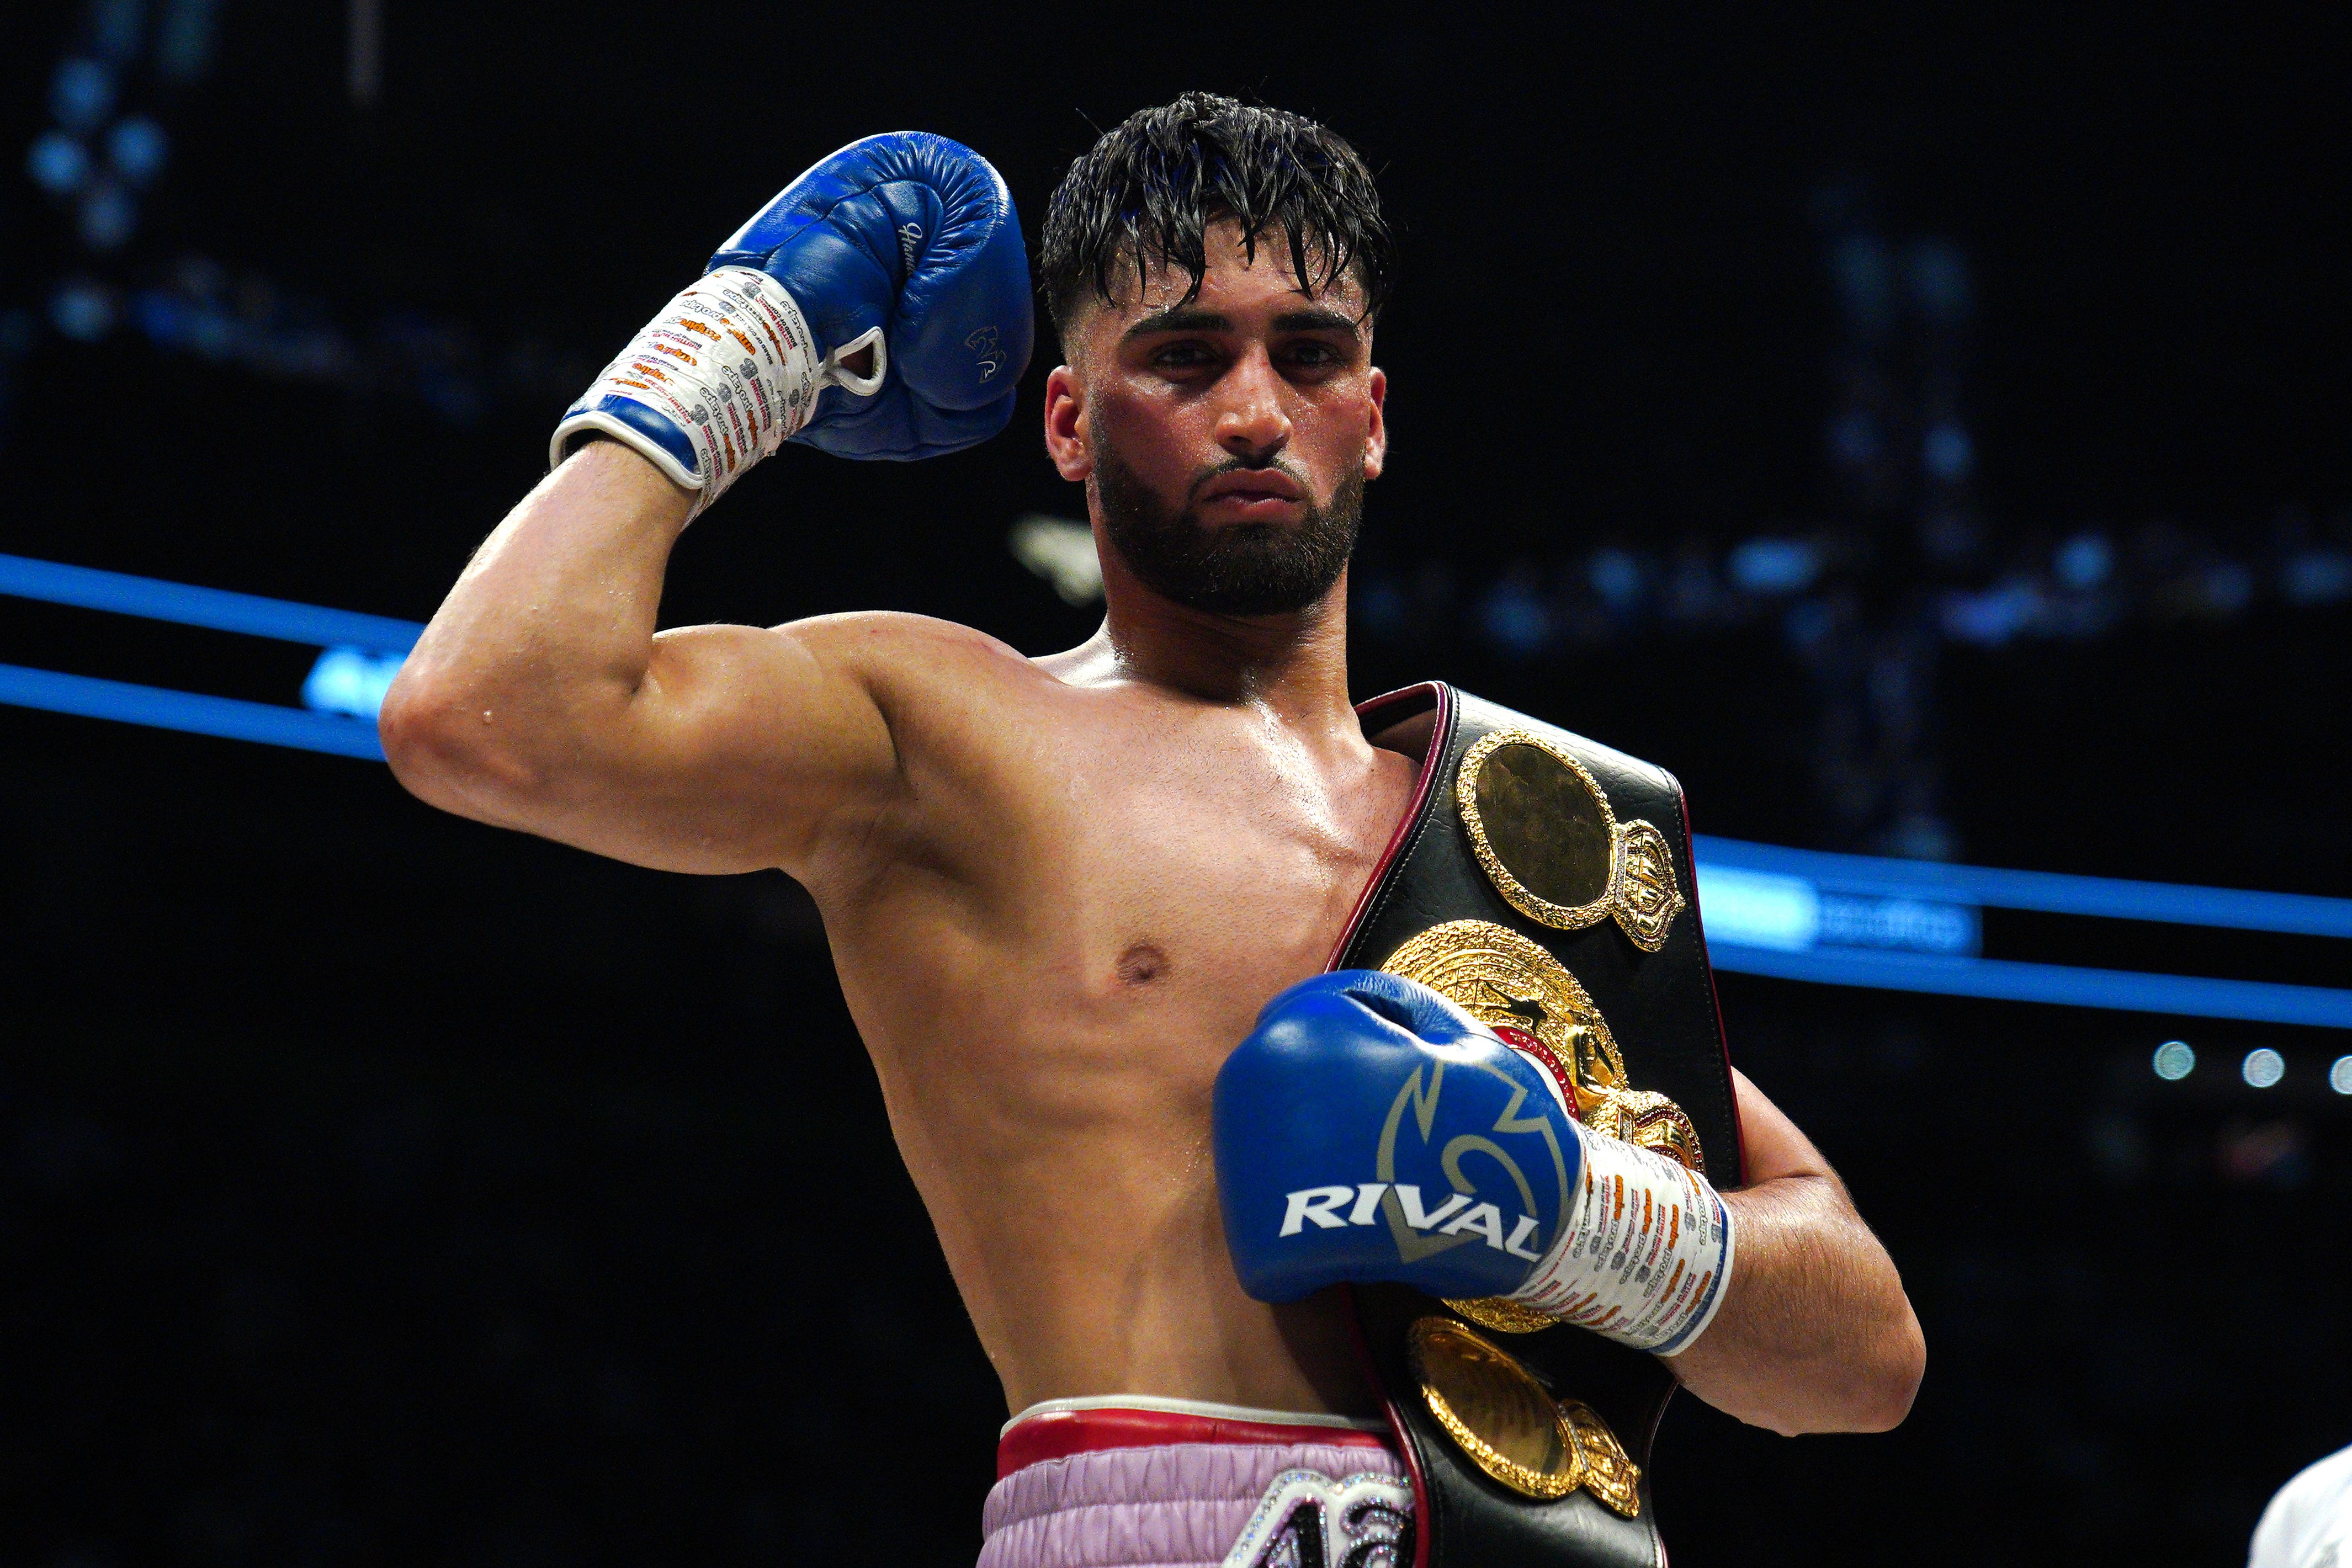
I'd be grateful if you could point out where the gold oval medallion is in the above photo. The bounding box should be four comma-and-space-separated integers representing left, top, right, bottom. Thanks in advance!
1456, 729, 1687, 953
1410, 1317, 1580, 1500
1472, 741, 1613, 912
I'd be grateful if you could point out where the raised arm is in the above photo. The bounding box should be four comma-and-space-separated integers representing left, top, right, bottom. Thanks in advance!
1666, 1069, 1925, 1434
380, 441, 897, 875
379, 132, 1032, 876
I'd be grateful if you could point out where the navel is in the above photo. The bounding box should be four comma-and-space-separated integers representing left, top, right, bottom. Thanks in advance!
1116, 942, 1170, 986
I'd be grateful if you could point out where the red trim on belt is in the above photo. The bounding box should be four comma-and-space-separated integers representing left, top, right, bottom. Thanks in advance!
996, 1407, 1397, 1480
1325, 682, 1451, 969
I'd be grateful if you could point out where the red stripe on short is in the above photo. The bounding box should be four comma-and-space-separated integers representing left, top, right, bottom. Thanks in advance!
996, 1406, 1396, 1480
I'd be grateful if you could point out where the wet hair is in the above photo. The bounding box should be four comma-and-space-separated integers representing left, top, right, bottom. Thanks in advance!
1038, 93, 1395, 336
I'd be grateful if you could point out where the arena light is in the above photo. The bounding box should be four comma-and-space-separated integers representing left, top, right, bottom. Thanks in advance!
302, 646, 407, 719
2242, 1048, 2286, 1088
27, 131, 91, 195
51, 59, 116, 134
1726, 538, 1822, 594
1008, 515, 1104, 604
50, 279, 116, 342
106, 116, 168, 185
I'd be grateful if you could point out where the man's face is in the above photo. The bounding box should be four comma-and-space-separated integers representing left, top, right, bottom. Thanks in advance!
1044, 222, 1388, 616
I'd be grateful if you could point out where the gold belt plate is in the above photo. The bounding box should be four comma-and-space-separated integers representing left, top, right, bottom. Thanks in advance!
1456, 728, 1686, 953
1408, 1316, 1642, 1517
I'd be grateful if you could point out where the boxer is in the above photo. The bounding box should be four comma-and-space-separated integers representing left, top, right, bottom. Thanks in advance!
382, 94, 1924, 1567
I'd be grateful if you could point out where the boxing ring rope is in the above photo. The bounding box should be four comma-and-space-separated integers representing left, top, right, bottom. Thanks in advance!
0, 552, 425, 650
0, 550, 418, 762
3, 550, 2347, 1030
1694, 835, 2352, 1027
0, 662, 389, 759
1705, 939, 2352, 1029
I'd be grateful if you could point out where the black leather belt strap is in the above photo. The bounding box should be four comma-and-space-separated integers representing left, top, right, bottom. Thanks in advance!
1332, 683, 1742, 1568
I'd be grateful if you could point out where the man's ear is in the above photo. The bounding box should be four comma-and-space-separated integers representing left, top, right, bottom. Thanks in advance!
1364, 365, 1388, 482
1044, 364, 1091, 482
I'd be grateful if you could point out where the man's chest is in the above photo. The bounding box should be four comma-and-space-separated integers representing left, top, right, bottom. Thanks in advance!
828, 698, 1417, 1129
1012, 746, 1404, 993
854, 691, 1419, 1037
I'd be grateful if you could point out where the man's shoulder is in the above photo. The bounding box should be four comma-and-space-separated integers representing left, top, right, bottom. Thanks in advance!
773, 610, 1079, 754
773, 610, 1037, 686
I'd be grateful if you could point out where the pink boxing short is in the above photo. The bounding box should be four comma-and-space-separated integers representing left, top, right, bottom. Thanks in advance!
979, 1396, 1415, 1568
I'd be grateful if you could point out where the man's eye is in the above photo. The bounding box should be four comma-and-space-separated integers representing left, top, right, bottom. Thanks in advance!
1282, 341, 1346, 369
1152, 343, 1218, 369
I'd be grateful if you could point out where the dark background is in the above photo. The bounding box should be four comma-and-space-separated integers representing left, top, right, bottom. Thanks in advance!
3, 3, 2349, 1564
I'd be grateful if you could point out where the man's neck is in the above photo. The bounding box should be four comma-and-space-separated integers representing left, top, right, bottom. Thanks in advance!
1069, 555, 1361, 733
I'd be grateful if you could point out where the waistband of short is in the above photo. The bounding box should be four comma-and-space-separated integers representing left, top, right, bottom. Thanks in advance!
996, 1395, 1394, 1480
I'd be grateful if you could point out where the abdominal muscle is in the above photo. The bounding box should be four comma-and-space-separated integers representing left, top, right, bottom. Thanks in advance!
853, 988, 1383, 1422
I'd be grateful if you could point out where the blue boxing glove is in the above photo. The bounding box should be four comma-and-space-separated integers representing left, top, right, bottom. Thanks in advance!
708, 132, 1030, 461
1215, 971, 1738, 1354
1217, 970, 1580, 1304
551, 132, 1032, 514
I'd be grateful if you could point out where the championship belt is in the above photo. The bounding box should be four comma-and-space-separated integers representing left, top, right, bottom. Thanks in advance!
1333, 684, 1743, 1568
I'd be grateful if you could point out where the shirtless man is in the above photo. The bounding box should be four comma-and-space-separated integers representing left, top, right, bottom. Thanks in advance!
381, 94, 1923, 1567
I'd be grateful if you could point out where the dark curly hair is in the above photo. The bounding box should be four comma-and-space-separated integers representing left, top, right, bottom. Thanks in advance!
1038, 93, 1395, 336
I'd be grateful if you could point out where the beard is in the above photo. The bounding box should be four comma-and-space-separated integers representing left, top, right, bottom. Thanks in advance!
1093, 441, 1365, 616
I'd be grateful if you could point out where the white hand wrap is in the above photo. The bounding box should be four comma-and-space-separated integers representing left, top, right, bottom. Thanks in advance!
549, 265, 825, 515
1507, 1124, 1735, 1356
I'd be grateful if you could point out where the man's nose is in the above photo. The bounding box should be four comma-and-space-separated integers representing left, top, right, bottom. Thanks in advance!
1215, 348, 1293, 462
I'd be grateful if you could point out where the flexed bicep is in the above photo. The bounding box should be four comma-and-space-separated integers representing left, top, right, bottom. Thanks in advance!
381, 454, 905, 876
492, 611, 905, 876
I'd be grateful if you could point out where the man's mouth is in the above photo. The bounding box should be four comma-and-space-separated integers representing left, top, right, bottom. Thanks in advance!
1195, 467, 1308, 521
